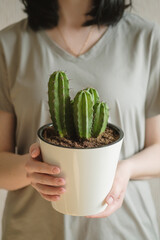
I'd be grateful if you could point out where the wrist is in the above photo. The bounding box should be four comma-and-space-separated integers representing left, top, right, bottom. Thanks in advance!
117, 159, 133, 180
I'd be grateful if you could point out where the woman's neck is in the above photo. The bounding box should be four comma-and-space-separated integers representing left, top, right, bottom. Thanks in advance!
58, 0, 92, 28
46, 0, 107, 57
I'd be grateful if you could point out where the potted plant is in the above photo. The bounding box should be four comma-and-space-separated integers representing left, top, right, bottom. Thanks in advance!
38, 71, 124, 216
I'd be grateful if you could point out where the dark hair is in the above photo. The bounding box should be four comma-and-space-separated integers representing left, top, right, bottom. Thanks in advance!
21, 0, 132, 31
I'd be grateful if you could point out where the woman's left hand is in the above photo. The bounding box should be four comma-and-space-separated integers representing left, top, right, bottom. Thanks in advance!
86, 160, 132, 218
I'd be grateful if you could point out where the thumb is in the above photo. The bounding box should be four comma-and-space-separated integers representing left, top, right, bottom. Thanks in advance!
105, 184, 121, 205
29, 143, 40, 158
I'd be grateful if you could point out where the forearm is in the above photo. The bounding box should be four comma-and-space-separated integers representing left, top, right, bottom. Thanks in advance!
124, 143, 160, 180
0, 152, 31, 190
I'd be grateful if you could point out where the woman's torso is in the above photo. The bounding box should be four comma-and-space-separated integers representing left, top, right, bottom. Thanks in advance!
0, 12, 160, 240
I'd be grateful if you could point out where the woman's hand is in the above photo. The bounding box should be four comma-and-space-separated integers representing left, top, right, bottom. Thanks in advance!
86, 160, 132, 218
25, 143, 66, 201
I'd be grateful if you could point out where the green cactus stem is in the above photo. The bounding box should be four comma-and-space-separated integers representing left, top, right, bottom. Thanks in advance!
85, 87, 100, 105
48, 71, 71, 137
73, 90, 94, 139
92, 102, 109, 138
48, 71, 109, 140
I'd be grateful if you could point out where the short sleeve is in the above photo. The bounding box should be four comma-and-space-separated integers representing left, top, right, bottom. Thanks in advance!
145, 24, 160, 119
0, 43, 14, 113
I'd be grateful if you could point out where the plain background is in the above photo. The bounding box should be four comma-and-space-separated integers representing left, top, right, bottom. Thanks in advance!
0, 0, 160, 239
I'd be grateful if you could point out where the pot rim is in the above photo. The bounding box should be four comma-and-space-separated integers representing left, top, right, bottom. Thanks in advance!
37, 123, 124, 150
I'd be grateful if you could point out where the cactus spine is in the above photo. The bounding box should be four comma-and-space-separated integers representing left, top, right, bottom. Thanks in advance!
92, 102, 109, 137
48, 71, 71, 137
73, 90, 94, 139
48, 71, 109, 140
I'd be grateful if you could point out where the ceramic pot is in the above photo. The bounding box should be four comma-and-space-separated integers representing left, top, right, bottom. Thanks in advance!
37, 123, 124, 216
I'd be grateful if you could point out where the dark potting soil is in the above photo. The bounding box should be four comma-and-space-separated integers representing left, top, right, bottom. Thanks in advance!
43, 126, 119, 149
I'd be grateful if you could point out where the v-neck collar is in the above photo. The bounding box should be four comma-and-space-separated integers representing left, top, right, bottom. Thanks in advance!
39, 25, 114, 62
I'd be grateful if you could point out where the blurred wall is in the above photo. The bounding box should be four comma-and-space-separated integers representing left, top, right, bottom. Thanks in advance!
0, 0, 160, 239
0, 0, 26, 29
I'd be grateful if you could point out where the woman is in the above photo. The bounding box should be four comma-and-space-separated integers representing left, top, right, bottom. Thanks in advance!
0, 0, 160, 239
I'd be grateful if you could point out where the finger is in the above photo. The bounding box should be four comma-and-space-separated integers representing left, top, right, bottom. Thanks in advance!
28, 172, 65, 186
104, 191, 124, 217
87, 191, 125, 219
29, 143, 40, 158
86, 199, 120, 218
25, 159, 60, 175
40, 193, 60, 202
105, 184, 122, 205
86, 204, 116, 218
31, 183, 66, 195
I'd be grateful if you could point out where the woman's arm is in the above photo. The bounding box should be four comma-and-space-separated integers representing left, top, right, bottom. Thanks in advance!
126, 115, 160, 180
0, 152, 30, 191
0, 110, 65, 197
0, 110, 30, 190
87, 114, 160, 218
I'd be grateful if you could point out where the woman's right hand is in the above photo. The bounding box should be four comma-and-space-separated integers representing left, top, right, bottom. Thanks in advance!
25, 143, 66, 201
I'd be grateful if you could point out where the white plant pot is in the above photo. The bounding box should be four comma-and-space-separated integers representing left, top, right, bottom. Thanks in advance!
38, 123, 124, 216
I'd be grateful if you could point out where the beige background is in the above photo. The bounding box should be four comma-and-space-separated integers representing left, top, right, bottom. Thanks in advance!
0, 0, 160, 239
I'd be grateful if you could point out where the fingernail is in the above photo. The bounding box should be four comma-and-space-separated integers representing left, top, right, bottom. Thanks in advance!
58, 188, 66, 194
57, 178, 65, 184
52, 167, 60, 174
107, 196, 114, 205
31, 149, 37, 157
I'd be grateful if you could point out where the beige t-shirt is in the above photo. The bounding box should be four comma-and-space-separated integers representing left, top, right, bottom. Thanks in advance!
0, 12, 160, 240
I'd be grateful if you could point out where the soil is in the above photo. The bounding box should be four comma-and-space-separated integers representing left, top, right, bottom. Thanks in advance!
43, 125, 119, 149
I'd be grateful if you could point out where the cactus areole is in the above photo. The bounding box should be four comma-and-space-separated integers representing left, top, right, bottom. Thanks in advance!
48, 71, 109, 140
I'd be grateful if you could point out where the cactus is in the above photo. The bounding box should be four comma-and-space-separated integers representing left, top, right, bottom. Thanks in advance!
48, 71, 71, 137
85, 88, 100, 105
92, 102, 109, 137
73, 90, 94, 139
48, 71, 109, 140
